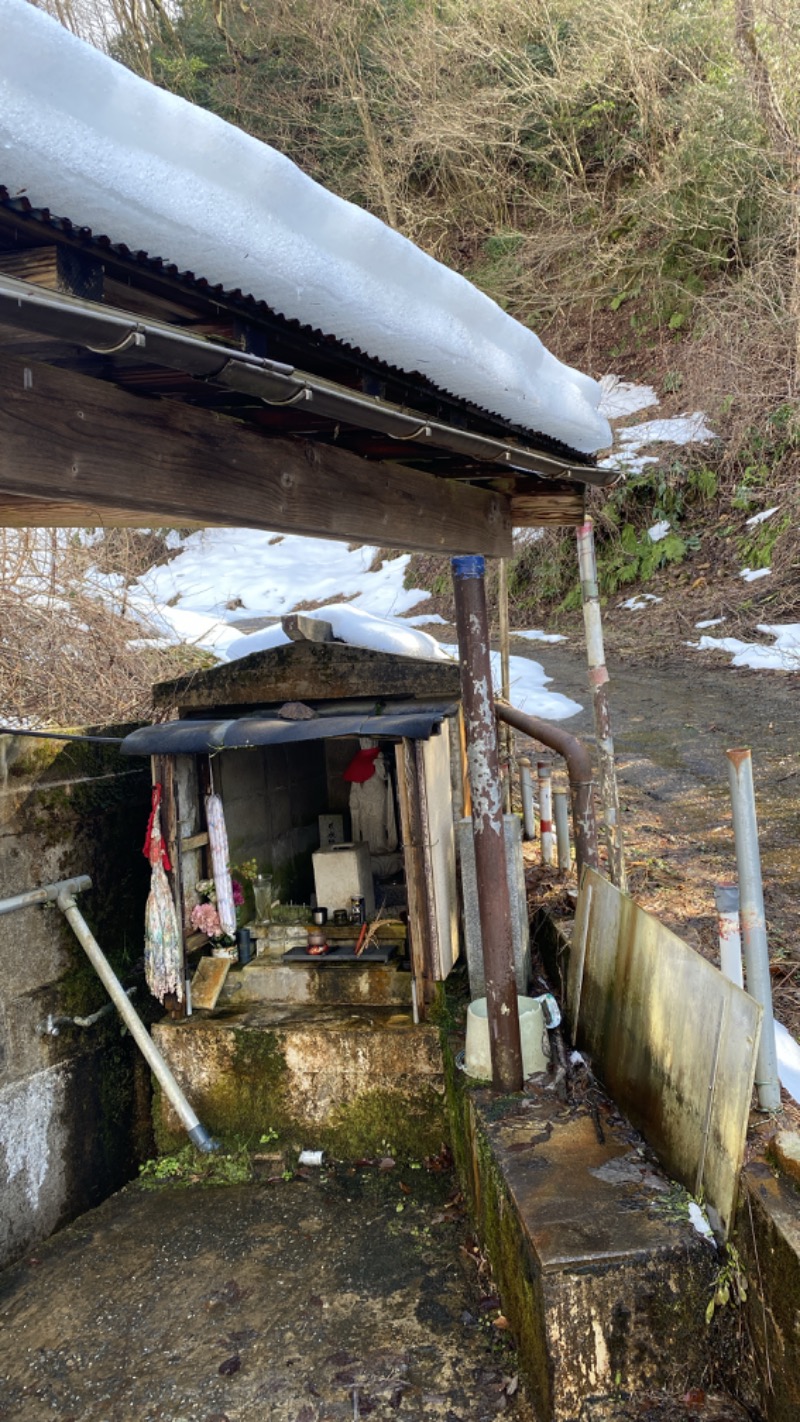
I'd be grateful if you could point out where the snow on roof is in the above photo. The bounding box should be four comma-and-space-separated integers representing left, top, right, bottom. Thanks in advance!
0, 0, 611, 456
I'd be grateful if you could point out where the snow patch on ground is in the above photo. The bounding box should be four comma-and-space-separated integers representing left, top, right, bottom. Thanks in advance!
512, 629, 568, 644
0, 0, 610, 454
687, 1201, 716, 1245
776, 1021, 800, 1105
620, 594, 663, 611
740, 567, 771, 583
746, 506, 780, 527
647, 520, 671, 543
689, 623, 800, 671
598, 376, 659, 419
601, 412, 717, 475
695, 618, 725, 629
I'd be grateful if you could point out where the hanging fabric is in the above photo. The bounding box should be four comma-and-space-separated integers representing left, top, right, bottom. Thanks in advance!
205, 792, 237, 937
143, 783, 183, 1004
349, 752, 398, 853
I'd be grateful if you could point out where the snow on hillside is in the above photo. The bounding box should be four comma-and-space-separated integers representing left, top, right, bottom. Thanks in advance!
0, 0, 610, 454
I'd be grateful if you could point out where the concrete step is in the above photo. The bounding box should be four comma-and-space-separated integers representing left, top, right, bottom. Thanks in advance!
153, 1003, 445, 1160
452, 1076, 719, 1422
220, 956, 412, 1009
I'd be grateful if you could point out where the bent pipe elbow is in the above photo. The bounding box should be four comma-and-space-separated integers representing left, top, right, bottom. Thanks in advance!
496, 703, 599, 874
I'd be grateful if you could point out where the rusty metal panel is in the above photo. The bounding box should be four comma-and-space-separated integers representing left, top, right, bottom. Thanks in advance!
567, 867, 762, 1239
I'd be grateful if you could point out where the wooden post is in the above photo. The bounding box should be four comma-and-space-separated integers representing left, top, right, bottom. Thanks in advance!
452, 555, 523, 1094
576, 519, 626, 890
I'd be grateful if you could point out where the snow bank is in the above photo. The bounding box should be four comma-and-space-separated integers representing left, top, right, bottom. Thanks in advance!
0, 0, 611, 454
600, 412, 717, 474
134, 529, 425, 624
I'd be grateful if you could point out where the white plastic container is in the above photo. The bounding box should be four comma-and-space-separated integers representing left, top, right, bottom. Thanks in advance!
464, 994, 561, 1081
312, 842, 375, 918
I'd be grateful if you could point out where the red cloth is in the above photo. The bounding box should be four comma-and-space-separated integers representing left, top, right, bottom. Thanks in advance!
143, 783, 172, 871
343, 747, 381, 783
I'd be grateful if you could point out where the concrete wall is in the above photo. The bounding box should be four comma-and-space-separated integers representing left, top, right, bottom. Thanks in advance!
219, 742, 330, 900
0, 732, 153, 1269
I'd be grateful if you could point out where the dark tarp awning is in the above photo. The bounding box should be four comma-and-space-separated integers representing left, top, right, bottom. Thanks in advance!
120, 703, 458, 756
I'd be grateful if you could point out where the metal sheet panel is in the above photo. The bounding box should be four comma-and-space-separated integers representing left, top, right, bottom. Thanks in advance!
567, 867, 762, 1239
121, 705, 457, 756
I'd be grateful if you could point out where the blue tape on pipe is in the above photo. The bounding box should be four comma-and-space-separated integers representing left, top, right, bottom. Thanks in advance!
451, 555, 485, 579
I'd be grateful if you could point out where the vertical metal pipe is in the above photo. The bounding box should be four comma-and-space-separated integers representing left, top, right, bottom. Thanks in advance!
554, 789, 571, 872
726, 749, 780, 1111
496, 703, 599, 877
519, 757, 536, 840
576, 519, 626, 890
714, 883, 743, 989
498, 558, 513, 814
538, 760, 554, 866
452, 555, 523, 1094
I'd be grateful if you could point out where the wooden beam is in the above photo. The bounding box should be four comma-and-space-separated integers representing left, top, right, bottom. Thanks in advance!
0, 245, 104, 302
511, 487, 586, 526
0, 493, 216, 529
0, 355, 512, 556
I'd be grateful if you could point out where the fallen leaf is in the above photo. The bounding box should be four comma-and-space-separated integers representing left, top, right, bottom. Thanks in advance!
493, 1315, 510, 1330
218, 1355, 241, 1377
398, 1181, 412, 1195
683, 1389, 706, 1407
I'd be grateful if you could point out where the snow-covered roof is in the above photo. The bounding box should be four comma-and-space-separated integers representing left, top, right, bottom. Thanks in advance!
0, 0, 611, 457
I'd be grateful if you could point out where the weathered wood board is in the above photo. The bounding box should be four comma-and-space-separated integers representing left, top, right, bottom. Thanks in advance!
190, 956, 231, 1012
0, 353, 513, 556
567, 868, 762, 1238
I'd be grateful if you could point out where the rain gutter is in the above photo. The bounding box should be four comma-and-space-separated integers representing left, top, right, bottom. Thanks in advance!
0, 274, 620, 488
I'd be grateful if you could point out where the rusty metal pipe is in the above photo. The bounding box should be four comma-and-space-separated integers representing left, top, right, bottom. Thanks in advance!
452, 555, 523, 1094
496, 703, 599, 876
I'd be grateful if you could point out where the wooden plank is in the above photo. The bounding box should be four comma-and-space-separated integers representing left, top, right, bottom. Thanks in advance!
567, 867, 762, 1239
190, 955, 231, 1011
0, 354, 512, 556
395, 739, 436, 1014
181, 830, 209, 852
511, 488, 586, 526
153, 640, 462, 711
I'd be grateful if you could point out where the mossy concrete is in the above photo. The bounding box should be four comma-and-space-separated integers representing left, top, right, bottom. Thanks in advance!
445, 1043, 719, 1422
735, 1161, 800, 1422
152, 1003, 447, 1159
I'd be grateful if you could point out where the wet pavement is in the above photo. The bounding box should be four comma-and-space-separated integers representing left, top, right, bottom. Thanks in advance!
0, 1162, 534, 1422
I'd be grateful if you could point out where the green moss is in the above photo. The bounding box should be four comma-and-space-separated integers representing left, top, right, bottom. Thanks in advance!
316, 1085, 446, 1161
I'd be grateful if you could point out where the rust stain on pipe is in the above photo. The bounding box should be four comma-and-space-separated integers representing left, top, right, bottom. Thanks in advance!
496, 702, 599, 875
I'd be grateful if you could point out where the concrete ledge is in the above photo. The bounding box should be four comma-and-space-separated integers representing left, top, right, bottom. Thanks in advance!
736, 1161, 800, 1422
152, 1003, 446, 1159
448, 1065, 718, 1422
220, 959, 412, 1009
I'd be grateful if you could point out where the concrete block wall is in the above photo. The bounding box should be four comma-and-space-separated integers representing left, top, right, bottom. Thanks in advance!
0, 733, 153, 1269
218, 742, 327, 900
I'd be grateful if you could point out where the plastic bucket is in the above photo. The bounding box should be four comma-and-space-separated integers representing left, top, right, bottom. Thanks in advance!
464, 994, 561, 1080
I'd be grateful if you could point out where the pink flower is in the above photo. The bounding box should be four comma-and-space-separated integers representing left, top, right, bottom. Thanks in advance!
191, 901, 222, 938
232, 879, 244, 907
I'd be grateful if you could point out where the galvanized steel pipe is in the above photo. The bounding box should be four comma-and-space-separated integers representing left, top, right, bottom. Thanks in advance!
452, 555, 523, 1094
57, 889, 218, 1151
0, 875, 92, 915
519, 757, 536, 840
554, 789, 572, 873
726, 749, 780, 1112
538, 760, 554, 867
496, 703, 599, 877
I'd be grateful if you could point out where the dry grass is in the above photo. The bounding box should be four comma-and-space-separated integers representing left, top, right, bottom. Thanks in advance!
0, 529, 209, 728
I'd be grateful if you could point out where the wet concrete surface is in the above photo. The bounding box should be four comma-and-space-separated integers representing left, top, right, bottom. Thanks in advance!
0, 1164, 534, 1422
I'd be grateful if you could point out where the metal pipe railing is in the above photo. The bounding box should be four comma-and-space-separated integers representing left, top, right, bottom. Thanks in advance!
496, 703, 599, 877
726, 749, 780, 1112
0, 875, 92, 915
